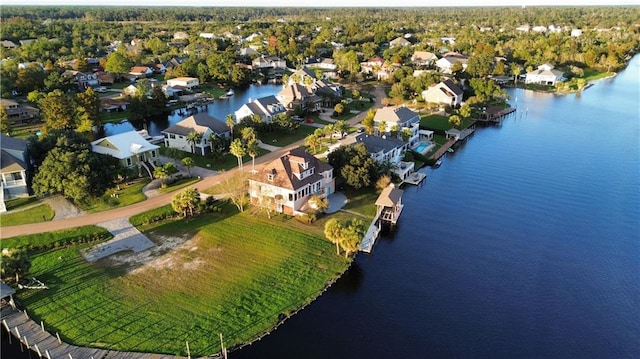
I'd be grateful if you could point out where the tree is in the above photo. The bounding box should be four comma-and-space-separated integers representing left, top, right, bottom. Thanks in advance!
246, 138, 259, 173
309, 194, 329, 213
218, 173, 248, 212
75, 87, 101, 131
229, 138, 246, 172
1, 248, 30, 283
333, 103, 345, 117
376, 174, 392, 193
401, 128, 413, 142
186, 131, 203, 155
104, 51, 133, 80
340, 218, 365, 257
305, 133, 320, 153
0, 107, 11, 135
241, 126, 257, 143
181, 157, 195, 177
352, 89, 360, 99
362, 109, 376, 135
324, 218, 343, 256
32, 132, 121, 203
154, 162, 178, 188
327, 143, 380, 189
226, 114, 235, 138
458, 103, 472, 119
448, 114, 462, 128
377, 120, 387, 135
172, 188, 200, 217
39, 89, 76, 132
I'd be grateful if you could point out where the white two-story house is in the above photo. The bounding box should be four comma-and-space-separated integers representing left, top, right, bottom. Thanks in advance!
354, 133, 414, 181
248, 148, 335, 216
234, 95, 286, 123
162, 113, 230, 156
1, 134, 29, 212
373, 106, 421, 147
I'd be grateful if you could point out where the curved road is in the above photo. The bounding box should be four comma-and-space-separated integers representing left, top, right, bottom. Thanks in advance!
2, 86, 387, 238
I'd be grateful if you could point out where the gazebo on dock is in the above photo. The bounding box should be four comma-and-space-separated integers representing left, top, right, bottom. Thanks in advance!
375, 184, 404, 225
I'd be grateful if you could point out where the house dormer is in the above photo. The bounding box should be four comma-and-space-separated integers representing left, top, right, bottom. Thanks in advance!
267, 168, 276, 182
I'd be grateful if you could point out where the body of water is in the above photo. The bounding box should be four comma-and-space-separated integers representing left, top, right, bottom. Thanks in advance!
103, 83, 281, 137
232, 57, 640, 358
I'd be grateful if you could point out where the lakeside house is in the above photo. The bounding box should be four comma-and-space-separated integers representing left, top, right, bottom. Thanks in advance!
0, 134, 29, 212
525, 64, 565, 86
166, 77, 199, 91
354, 133, 414, 181
248, 148, 335, 216
422, 79, 464, 107
91, 131, 159, 178
162, 113, 230, 156
376, 183, 404, 225
373, 106, 420, 147
435, 53, 469, 74
234, 95, 287, 123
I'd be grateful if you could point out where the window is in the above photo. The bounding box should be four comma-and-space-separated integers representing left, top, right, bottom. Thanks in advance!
126, 158, 132, 167
267, 174, 274, 181
169, 134, 176, 139
151, 150, 157, 158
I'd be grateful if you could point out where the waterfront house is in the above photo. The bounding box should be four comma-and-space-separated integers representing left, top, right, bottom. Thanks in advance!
525, 64, 565, 86
354, 134, 414, 181
0, 99, 40, 124
248, 148, 335, 216
277, 83, 321, 112
252, 55, 287, 70
234, 95, 287, 123
373, 106, 420, 147
0, 134, 29, 212
162, 113, 230, 156
422, 79, 464, 107
166, 77, 199, 91
91, 131, 159, 178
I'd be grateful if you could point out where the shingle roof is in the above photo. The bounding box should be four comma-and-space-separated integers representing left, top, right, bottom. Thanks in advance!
355, 134, 405, 154
163, 113, 229, 136
373, 106, 419, 124
0, 134, 28, 153
442, 79, 463, 96
1, 149, 26, 172
375, 184, 403, 207
256, 147, 332, 191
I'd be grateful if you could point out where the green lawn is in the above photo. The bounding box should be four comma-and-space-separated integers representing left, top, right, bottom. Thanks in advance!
158, 177, 200, 194
420, 114, 474, 133
340, 186, 378, 219
100, 111, 129, 124
2, 225, 112, 252
160, 146, 270, 171
79, 180, 149, 213
258, 125, 317, 147
15, 205, 350, 357
0, 200, 54, 227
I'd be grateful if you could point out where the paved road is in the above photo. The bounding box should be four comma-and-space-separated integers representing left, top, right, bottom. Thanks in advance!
1, 85, 387, 239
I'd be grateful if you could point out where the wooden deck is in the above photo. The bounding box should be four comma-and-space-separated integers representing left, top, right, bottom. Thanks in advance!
360, 213, 381, 253
429, 138, 456, 160
2, 308, 188, 359
401, 172, 426, 186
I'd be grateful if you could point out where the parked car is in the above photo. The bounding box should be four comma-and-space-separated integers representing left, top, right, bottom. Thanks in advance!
95, 86, 108, 93
305, 118, 314, 124
292, 116, 304, 122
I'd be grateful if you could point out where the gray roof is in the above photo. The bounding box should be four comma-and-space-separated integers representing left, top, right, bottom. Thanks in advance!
355, 134, 405, 154
0, 134, 28, 153
442, 79, 463, 96
163, 113, 229, 136
374, 106, 419, 124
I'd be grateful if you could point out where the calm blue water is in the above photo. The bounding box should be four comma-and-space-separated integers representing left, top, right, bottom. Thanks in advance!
103, 84, 281, 136
234, 56, 640, 358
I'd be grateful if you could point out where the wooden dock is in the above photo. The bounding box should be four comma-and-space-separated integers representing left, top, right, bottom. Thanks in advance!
360, 214, 381, 253
429, 138, 456, 160
401, 172, 426, 186
2, 308, 187, 359
477, 106, 516, 123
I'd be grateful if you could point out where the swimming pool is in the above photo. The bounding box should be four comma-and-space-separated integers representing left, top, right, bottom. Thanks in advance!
414, 141, 433, 154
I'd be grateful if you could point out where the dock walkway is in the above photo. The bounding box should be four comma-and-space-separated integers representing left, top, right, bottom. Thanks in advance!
359, 213, 381, 253
2, 308, 187, 359
429, 138, 456, 160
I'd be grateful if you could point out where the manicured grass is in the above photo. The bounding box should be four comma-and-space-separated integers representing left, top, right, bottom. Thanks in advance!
158, 177, 200, 193
258, 125, 317, 147
420, 114, 474, 133
159, 146, 270, 171
0, 201, 54, 227
582, 70, 614, 81
198, 84, 226, 98
100, 111, 129, 123
340, 186, 378, 219
1, 225, 112, 252
16, 206, 350, 357
4, 196, 40, 211
79, 180, 148, 213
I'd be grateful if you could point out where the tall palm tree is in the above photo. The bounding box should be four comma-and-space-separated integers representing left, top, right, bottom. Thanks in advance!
229, 138, 246, 172
241, 126, 257, 143
225, 114, 235, 138
247, 138, 259, 173
186, 131, 202, 155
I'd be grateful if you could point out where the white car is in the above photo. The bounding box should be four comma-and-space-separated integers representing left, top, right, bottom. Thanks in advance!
95, 86, 108, 93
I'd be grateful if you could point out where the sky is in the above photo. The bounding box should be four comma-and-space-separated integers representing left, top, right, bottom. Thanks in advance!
0, 0, 637, 6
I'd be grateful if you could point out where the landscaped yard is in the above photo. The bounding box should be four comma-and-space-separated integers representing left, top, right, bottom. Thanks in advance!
0, 197, 54, 227
78, 179, 149, 213
14, 205, 350, 357
159, 146, 270, 171
420, 114, 475, 133
258, 125, 317, 147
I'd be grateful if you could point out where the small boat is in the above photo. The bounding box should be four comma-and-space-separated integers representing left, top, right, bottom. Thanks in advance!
225, 89, 234, 96
432, 159, 442, 168
447, 148, 455, 153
